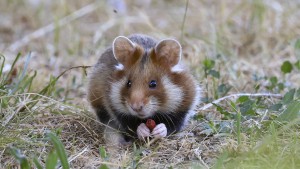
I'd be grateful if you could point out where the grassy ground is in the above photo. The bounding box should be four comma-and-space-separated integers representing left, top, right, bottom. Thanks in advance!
1, 0, 300, 168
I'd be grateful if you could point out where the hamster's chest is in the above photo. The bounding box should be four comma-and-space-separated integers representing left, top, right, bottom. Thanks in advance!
114, 111, 188, 137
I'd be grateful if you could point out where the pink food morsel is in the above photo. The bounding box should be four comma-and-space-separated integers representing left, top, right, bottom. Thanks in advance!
146, 119, 156, 131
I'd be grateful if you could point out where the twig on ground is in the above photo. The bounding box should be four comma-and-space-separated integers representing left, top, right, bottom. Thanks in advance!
180, 0, 189, 43
199, 93, 282, 111
56, 65, 91, 79
61, 147, 89, 169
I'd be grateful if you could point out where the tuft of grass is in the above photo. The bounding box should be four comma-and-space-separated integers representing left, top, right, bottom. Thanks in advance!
8, 132, 70, 169
215, 119, 300, 169
0, 53, 92, 168
212, 89, 300, 169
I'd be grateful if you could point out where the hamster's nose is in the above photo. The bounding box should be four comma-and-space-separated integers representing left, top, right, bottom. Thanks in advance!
130, 102, 144, 112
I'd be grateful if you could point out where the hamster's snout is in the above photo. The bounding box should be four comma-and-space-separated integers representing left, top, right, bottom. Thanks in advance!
129, 102, 144, 112
127, 91, 151, 118
128, 101, 149, 118
128, 90, 148, 112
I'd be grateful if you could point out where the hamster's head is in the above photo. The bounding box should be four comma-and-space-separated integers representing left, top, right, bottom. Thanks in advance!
109, 36, 187, 119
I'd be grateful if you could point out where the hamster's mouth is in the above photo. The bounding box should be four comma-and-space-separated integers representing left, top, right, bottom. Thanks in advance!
136, 113, 150, 119
127, 105, 151, 119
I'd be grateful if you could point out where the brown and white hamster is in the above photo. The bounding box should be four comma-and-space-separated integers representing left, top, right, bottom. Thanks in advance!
88, 34, 201, 145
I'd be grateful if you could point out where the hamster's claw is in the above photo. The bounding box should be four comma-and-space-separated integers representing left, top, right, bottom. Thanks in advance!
137, 123, 150, 139
151, 123, 167, 138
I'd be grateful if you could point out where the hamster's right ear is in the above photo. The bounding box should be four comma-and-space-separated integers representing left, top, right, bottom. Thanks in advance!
112, 36, 143, 69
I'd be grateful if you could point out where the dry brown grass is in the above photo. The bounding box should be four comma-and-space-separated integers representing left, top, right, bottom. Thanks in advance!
1, 0, 300, 168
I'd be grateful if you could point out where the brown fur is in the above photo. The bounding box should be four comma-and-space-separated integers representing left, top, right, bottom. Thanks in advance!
87, 34, 200, 145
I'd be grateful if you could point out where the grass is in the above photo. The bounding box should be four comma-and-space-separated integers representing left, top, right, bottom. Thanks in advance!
215, 119, 300, 169
1, 0, 300, 168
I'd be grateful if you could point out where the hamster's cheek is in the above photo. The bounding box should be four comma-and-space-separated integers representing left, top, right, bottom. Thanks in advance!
109, 77, 128, 112
145, 96, 160, 114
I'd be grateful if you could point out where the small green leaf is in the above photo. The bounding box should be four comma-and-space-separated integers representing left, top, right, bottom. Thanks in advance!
212, 103, 233, 119
295, 60, 300, 70
208, 69, 220, 78
203, 59, 215, 70
281, 61, 293, 74
217, 84, 232, 97
46, 150, 58, 169
99, 146, 107, 159
99, 164, 110, 169
282, 89, 295, 104
237, 96, 249, 103
269, 103, 282, 111
270, 76, 278, 85
277, 101, 300, 122
193, 113, 204, 120
239, 99, 256, 116
277, 83, 284, 91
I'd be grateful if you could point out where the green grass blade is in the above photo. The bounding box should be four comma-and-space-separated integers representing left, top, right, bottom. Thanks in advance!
229, 101, 241, 145
46, 150, 58, 169
0, 54, 5, 82
47, 132, 70, 169
33, 157, 43, 169
9, 52, 31, 95
4, 52, 21, 83
9, 147, 31, 169
99, 146, 107, 159
23, 70, 37, 92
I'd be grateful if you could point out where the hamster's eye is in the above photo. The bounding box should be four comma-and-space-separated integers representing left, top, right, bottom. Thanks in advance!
149, 80, 157, 89
127, 80, 132, 88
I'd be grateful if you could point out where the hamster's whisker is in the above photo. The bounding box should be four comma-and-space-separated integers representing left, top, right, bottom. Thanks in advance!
154, 114, 163, 125
162, 112, 179, 129
89, 94, 104, 103
160, 113, 173, 130
159, 113, 175, 130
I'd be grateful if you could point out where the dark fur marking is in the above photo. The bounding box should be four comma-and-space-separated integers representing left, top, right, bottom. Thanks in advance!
139, 50, 149, 70
113, 109, 189, 138
96, 106, 111, 124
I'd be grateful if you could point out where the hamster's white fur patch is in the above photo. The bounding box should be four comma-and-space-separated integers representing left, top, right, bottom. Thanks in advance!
161, 76, 183, 112
184, 84, 202, 125
115, 63, 124, 70
143, 96, 160, 116
171, 64, 184, 72
109, 77, 127, 112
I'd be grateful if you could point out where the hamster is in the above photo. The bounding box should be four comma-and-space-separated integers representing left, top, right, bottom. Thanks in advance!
88, 34, 201, 145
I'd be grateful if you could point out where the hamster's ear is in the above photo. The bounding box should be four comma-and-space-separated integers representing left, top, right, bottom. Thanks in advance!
113, 36, 142, 68
153, 39, 182, 68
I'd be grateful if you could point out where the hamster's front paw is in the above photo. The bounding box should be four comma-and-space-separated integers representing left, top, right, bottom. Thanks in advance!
137, 123, 150, 139
151, 123, 167, 138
